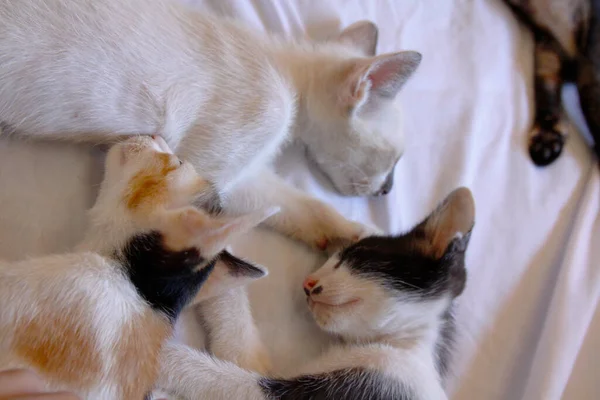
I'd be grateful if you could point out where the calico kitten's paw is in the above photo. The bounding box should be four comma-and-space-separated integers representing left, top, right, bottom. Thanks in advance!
529, 124, 566, 166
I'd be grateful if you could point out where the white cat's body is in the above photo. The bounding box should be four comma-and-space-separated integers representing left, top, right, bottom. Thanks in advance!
0, 0, 421, 251
0, 0, 292, 190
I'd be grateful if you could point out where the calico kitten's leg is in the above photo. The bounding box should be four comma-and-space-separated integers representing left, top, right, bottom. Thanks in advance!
197, 288, 272, 375
156, 343, 266, 400
223, 169, 366, 252
529, 29, 570, 166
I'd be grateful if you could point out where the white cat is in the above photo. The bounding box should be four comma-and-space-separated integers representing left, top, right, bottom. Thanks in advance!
0, 135, 276, 399
0, 0, 421, 251
157, 188, 475, 400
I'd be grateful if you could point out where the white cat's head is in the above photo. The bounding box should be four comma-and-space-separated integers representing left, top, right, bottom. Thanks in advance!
87, 136, 275, 292
299, 21, 421, 196
303, 188, 474, 341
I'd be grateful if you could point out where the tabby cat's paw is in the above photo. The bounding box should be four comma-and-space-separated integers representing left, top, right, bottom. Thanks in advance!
529, 124, 566, 166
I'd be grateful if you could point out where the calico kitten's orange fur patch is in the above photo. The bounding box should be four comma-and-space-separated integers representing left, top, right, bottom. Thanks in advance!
13, 302, 101, 389
115, 310, 171, 399
125, 153, 177, 210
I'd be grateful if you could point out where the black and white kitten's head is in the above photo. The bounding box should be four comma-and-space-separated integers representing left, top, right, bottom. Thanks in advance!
303, 187, 474, 341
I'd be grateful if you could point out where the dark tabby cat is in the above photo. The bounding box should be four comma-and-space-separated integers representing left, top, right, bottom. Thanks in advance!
503, 0, 600, 165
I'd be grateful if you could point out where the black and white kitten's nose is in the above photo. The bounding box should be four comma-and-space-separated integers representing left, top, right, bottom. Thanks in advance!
303, 276, 323, 296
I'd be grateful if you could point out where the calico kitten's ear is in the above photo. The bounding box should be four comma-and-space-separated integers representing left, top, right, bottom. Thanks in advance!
340, 51, 422, 114
416, 187, 475, 259
194, 251, 267, 302
160, 206, 280, 254
336, 20, 379, 56
191, 207, 280, 255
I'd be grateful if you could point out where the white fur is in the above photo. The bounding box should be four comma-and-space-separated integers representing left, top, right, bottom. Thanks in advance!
0, 0, 420, 250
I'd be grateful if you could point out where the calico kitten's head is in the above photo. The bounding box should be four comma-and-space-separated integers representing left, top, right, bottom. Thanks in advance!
300, 21, 421, 196
87, 135, 276, 279
303, 188, 474, 340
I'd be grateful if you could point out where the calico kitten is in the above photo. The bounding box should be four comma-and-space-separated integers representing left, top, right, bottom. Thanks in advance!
157, 187, 474, 400
0, 136, 275, 399
502, 0, 600, 165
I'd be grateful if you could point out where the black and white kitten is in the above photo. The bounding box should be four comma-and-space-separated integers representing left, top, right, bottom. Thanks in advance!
158, 187, 475, 400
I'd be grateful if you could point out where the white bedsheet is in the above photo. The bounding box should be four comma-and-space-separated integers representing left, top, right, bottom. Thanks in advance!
0, 0, 598, 399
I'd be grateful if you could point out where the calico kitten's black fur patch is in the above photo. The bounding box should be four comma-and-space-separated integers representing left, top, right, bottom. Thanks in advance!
119, 231, 216, 322
219, 251, 265, 278
259, 368, 416, 400
339, 232, 468, 300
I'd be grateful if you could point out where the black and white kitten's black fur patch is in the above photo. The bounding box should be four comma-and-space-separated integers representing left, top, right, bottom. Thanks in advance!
256, 187, 475, 400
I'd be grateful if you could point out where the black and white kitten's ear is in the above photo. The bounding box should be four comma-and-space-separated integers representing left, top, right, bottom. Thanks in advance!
336, 20, 379, 56
416, 187, 475, 259
340, 51, 422, 114
194, 251, 267, 302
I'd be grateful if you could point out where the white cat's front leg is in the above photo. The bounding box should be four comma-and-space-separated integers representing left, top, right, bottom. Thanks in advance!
197, 288, 272, 375
224, 169, 367, 252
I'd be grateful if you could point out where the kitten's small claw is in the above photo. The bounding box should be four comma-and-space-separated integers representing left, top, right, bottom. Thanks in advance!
529, 125, 565, 166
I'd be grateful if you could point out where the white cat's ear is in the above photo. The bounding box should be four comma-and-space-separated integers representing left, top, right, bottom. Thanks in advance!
194, 251, 267, 302
341, 51, 421, 114
416, 187, 475, 258
336, 21, 378, 56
